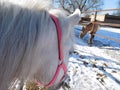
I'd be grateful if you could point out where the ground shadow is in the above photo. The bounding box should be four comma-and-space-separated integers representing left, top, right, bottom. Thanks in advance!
72, 26, 120, 85
69, 53, 120, 85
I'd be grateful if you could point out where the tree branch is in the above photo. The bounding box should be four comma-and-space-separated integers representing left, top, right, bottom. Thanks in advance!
57, 0, 103, 14
81, 0, 88, 10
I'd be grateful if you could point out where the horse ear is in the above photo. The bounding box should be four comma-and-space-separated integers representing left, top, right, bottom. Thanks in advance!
68, 9, 81, 25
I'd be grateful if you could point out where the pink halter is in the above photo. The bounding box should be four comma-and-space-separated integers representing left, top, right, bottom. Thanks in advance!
37, 14, 67, 87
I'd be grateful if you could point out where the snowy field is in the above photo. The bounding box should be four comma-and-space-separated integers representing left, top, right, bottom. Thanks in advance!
60, 26, 120, 90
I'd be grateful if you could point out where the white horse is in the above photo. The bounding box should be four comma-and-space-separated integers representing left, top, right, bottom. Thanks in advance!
0, 0, 81, 89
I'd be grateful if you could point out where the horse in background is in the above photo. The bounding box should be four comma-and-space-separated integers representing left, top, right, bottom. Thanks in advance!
80, 22, 99, 45
0, 0, 81, 90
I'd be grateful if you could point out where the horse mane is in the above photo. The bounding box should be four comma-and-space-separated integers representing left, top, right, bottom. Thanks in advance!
0, 0, 62, 89
0, 0, 52, 10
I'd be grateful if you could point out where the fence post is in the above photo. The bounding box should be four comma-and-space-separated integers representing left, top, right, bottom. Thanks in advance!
92, 11, 97, 32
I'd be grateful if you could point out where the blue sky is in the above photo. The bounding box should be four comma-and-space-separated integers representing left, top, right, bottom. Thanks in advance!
101, 0, 119, 14
103, 0, 119, 9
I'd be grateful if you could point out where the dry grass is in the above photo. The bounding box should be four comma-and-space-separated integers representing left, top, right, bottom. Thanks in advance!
26, 81, 48, 90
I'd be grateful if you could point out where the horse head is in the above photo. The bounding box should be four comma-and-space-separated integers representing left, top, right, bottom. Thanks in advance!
0, 0, 81, 89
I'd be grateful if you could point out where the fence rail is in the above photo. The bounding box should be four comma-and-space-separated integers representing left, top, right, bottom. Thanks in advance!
94, 22, 120, 27
82, 8, 120, 13
95, 34, 120, 42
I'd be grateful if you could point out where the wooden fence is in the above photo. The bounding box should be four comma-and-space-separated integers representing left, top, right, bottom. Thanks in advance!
81, 8, 120, 43
81, 8, 120, 27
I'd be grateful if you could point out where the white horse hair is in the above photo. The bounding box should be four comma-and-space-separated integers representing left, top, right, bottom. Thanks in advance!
0, 0, 81, 89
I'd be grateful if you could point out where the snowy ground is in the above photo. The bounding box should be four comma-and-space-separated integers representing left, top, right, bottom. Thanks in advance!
60, 26, 120, 90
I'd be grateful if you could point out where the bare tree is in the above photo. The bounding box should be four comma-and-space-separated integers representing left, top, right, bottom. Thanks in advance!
56, 0, 103, 14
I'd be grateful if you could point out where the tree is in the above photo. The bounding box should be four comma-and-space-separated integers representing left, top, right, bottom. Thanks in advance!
56, 0, 103, 14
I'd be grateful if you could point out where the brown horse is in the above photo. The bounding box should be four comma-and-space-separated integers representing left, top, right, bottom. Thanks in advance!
80, 22, 99, 45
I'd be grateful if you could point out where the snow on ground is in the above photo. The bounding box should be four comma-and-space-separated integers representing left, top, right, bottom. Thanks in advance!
60, 26, 120, 90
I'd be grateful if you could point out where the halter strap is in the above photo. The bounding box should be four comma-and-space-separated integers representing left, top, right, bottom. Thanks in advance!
37, 14, 67, 87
